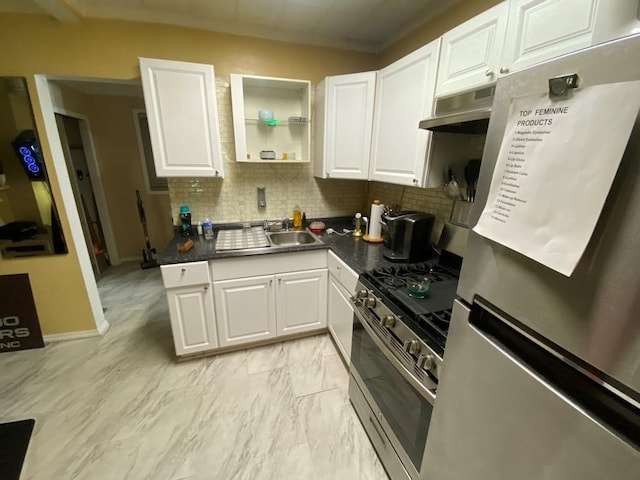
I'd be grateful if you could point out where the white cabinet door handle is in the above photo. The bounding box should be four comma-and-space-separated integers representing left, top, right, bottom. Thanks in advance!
499, 67, 509, 74
485, 69, 494, 77
181, 268, 186, 274
269, 279, 273, 285
204, 285, 209, 290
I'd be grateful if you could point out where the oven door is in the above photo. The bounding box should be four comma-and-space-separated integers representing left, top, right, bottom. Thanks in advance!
350, 304, 436, 479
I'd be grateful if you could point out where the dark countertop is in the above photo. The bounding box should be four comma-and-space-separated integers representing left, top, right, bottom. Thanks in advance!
157, 218, 395, 274
317, 230, 397, 274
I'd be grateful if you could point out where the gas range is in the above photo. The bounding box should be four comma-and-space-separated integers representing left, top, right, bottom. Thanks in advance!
358, 257, 460, 358
348, 222, 468, 480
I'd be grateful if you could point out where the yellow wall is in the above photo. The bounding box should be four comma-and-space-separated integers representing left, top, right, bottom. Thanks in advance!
0, 13, 377, 335
379, 0, 503, 66
0, 15, 376, 81
0, 75, 96, 335
51, 83, 173, 259
85, 94, 173, 258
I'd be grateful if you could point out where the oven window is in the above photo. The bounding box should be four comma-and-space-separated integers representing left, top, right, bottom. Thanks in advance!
351, 314, 432, 471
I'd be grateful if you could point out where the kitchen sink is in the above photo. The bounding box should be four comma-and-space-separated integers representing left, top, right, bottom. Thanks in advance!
266, 230, 323, 247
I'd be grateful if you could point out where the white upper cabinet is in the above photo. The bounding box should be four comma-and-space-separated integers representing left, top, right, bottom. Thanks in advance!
230, 74, 311, 163
314, 72, 376, 179
436, 0, 640, 98
139, 57, 224, 177
501, 0, 640, 73
436, 2, 509, 97
369, 39, 440, 187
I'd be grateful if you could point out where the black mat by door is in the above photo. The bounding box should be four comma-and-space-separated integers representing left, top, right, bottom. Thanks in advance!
0, 419, 35, 480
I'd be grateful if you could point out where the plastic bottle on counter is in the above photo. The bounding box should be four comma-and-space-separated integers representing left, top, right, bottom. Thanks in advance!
203, 218, 214, 240
179, 205, 193, 237
293, 205, 302, 229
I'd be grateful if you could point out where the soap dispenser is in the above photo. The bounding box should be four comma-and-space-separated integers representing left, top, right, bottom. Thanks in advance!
292, 205, 302, 229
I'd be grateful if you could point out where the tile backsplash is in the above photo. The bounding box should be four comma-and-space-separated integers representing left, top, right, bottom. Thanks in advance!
168, 77, 368, 224
367, 182, 455, 243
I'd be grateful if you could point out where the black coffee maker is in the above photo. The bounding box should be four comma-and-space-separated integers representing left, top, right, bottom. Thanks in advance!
381, 211, 436, 262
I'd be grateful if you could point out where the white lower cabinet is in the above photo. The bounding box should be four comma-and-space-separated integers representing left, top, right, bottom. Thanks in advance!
276, 269, 327, 335
165, 252, 330, 355
328, 275, 354, 361
162, 261, 218, 356
211, 251, 328, 350
327, 250, 358, 363
213, 275, 277, 347
166, 285, 218, 356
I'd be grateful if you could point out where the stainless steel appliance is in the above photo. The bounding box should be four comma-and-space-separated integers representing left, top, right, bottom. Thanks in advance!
419, 85, 495, 134
423, 35, 640, 479
349, 223, 468, 480
381, 212, 435, 263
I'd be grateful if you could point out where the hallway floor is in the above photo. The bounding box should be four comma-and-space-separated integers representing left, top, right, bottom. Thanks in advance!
0, 262, 388, 480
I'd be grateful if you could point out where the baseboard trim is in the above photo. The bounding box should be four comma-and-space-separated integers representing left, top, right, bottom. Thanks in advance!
44, 329, 102, 343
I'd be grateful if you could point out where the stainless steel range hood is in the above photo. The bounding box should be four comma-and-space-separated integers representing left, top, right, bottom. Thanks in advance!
419, 85, 495, 134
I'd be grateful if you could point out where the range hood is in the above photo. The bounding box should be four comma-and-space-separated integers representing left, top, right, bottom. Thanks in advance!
419, 85, 495, 134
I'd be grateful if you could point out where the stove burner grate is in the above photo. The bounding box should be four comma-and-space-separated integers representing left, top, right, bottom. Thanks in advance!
417, 308, 452, 355
370, 262, 456, 290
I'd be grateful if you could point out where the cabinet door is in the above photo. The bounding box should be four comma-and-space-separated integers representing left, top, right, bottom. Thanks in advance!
139, 57, 224, 177
275, 269, 327, 335
436, 2, 508, 97
501, 0, 598, 73
369, 40, 440, 187
166, 284, 218, 356
214, 275, 276, 347
317, 72, 376, 180
328, 275, 354, 362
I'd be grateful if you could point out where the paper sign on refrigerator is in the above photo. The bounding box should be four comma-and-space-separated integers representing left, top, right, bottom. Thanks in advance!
474, 81, 640, 277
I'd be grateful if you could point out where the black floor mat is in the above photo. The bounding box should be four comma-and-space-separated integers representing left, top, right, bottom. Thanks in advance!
0, 419, 35, 480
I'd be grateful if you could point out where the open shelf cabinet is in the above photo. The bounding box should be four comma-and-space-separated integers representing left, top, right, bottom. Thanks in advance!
230, 74, 311, 163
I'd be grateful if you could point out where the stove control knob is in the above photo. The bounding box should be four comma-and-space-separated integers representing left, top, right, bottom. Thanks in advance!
417, 353, 435, 371
381, 315, 396, 328
364, 297, 377, 308
403, 339, 420, 355
355, 290, 369, 299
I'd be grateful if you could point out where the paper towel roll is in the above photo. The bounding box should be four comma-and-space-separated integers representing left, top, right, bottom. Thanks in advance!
369, 202, 384, 239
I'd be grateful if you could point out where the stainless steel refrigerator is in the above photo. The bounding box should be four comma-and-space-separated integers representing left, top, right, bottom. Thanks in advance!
422, 34, 640, 479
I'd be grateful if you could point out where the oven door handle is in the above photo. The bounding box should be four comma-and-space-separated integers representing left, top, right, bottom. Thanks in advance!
353, 305, 437, 405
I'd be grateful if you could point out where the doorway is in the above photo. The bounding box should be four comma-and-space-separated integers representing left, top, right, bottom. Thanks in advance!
55, 114, 110, 279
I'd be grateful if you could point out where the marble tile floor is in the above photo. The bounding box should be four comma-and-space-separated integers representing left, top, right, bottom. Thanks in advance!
0, 261, 389, 480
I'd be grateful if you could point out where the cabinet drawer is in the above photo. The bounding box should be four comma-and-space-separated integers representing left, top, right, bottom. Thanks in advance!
328, 250, 342, 277
328, 250, 359, 293
341, 264, 358, 293
161, 261, 210, 288
211, 250, 327, 281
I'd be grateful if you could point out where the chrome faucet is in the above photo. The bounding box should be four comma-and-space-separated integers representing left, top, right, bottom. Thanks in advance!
283, 218, 290, 231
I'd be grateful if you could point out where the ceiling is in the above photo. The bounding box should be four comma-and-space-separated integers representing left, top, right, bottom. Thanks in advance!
0, 0, 460, 52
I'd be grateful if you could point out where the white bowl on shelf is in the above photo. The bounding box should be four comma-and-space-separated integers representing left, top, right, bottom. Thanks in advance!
258, 109, 274, 121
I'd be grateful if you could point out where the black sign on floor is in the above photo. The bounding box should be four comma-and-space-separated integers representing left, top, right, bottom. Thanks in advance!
0, 274, 44, 353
